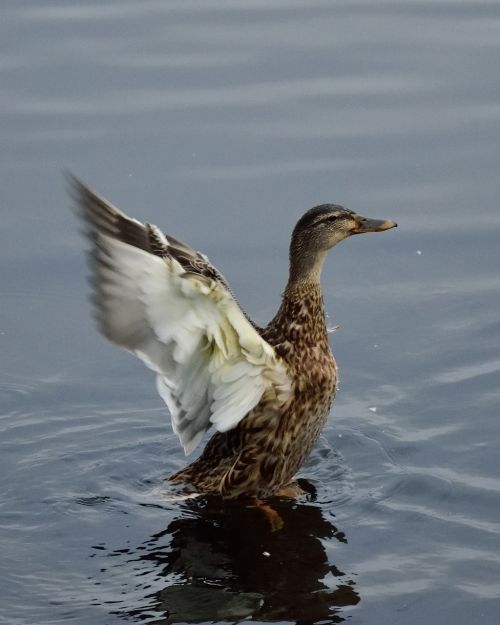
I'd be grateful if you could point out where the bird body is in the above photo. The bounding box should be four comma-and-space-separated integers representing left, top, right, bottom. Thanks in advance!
70, 178, 396, 503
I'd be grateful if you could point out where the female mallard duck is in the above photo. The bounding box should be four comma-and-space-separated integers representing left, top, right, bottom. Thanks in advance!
70, 176, 396, 523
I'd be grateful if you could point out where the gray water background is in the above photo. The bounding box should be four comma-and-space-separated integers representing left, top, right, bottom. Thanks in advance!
1, 1, 500, 623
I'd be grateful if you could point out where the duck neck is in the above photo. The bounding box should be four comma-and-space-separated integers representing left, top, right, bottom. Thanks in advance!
288, 247, 327, 286
265, 239, 331, 346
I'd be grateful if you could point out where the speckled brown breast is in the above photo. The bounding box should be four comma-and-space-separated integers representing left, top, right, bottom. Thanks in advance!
255, 283, 338, 495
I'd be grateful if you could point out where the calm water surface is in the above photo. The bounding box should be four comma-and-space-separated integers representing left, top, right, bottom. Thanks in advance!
1, 1, 500, 624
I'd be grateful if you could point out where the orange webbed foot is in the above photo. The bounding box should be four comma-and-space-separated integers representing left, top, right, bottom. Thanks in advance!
250, 498, 285, 532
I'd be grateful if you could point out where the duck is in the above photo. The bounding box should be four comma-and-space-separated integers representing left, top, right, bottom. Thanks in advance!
69, 175, 396, 528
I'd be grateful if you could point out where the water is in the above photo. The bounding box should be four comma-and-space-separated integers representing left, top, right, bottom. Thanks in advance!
1, 1, 500, 623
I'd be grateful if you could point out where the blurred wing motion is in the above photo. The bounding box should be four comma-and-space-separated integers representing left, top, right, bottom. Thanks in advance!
68, 175, 291, 454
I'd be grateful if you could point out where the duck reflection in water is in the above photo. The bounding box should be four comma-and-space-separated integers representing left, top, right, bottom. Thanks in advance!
112, 482, 359, 624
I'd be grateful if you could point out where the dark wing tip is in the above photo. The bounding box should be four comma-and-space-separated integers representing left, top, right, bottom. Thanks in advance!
64, 170, 88, 213
66, 172, 155, 253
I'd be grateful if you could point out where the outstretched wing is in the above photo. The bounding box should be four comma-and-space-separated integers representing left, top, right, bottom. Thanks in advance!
68, 175, 291, 454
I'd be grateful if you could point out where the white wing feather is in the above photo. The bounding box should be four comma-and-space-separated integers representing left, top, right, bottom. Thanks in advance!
91, 232, 291, 454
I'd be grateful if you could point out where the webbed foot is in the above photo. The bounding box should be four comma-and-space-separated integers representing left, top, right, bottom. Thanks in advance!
250, 497, 284, 532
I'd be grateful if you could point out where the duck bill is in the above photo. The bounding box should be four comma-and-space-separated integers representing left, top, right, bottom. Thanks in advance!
351, 217, 397, 234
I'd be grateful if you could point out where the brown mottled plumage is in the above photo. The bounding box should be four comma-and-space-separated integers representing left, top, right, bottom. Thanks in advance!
69, 175, 396, 515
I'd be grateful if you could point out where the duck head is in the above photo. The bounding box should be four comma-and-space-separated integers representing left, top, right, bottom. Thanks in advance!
289, 204, 397, 284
